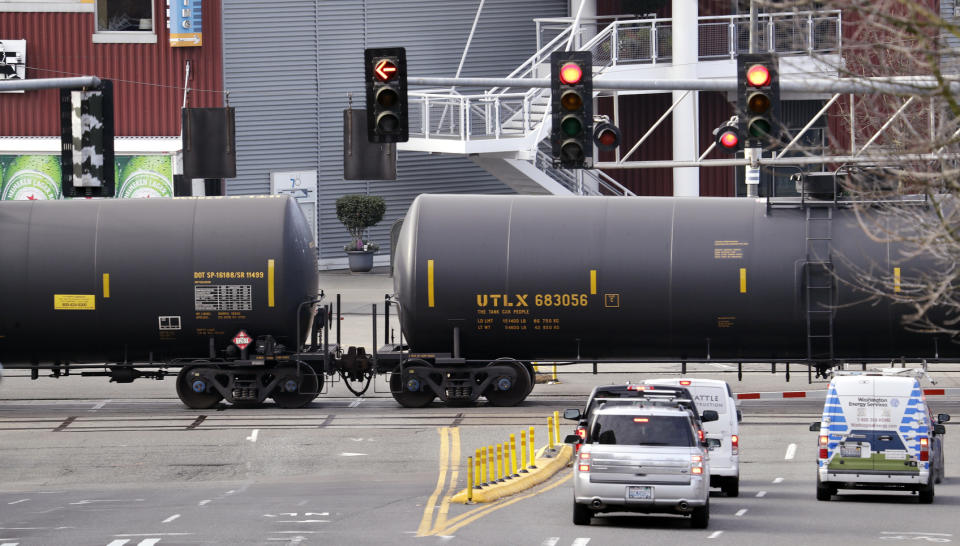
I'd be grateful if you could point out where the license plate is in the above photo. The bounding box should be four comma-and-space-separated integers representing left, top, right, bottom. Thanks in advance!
840, 445, 861, 457
885, 450, 906, 460
626, 486, 653, 500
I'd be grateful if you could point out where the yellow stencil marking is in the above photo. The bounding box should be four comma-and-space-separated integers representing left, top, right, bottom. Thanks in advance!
894, 267, 901, 293
590, 269, 597, 295
102, 273, 110, 298
267, 259, 276, 307
740, 268, 747, 294
428, 259, 436, 308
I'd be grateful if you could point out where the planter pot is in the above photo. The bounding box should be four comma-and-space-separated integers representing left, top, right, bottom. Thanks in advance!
346, 250, 375, 272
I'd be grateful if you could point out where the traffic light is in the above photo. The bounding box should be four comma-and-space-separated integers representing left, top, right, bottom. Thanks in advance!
550, 51, 593, 169
737, 53, 780, 149
593, 121, 621, 152
713, 120, 741, 154
364, 47, 408, 143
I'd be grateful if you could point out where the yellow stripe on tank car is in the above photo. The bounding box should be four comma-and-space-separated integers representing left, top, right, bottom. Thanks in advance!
894, 267, 901, 293
739, 268, 747, 294
268, 259, 276, 307
590, 269, 597, 295
102, 273, 110, 298
428, 260, 436, 308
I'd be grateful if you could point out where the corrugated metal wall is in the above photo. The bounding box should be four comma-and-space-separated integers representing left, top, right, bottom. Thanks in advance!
0, 5, 224, 137
222, 0, 566, 267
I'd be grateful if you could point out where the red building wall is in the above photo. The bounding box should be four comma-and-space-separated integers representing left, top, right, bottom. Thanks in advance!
0, 2, 223, 137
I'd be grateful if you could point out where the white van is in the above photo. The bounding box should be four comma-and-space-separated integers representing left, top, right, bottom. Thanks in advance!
644, 378, 741, 496
810, 371, 950, 503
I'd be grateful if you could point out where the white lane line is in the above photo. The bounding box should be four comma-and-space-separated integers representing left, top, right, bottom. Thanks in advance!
735, 508, 748, 517
277, 520, 329, 523
571, 539, 591, 546
709, 363, 734, 370
756, 491, 767, 498
246, 429, 259, 442
162, 514, 180, 524
137, 540, 161, 546
784, 443, 797, 460
225, 490, 235, 495
708, 531, 724, 539
540, 538, 559, 546
7, 499, 29, 505
90, 400, 110, 411
1, 543, 21, 546
773, 477, 784, 484
198, 500, 211, 506
348, 398, 365, 408
106, 541, 129, 546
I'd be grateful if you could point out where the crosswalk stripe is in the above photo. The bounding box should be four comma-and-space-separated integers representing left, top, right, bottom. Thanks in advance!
106, 541, 129, 546
541, 538, 559, 546
571, 539, 591, 546
138, 540, 161, 546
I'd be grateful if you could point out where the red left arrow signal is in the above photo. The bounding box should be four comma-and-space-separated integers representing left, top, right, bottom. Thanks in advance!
374, 59, 398, 81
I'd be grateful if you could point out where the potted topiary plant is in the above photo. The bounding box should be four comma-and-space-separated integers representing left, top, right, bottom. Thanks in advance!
336, 193, 386, 272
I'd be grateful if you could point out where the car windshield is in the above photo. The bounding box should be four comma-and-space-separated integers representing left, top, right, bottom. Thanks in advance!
590, 415, 695, 447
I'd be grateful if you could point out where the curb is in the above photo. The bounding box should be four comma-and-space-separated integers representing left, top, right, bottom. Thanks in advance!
735, 388, 960, 401
450, 444, 573, 504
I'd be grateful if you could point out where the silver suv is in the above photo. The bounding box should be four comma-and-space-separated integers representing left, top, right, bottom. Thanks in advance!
567, 401, 711, 528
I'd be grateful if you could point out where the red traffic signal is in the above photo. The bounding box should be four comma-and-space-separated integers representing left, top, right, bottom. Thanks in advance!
559, 62, 583, 85
714, 123, 741, 154
373, 59, 398, 82
593, 121, 621, 152
746, 64, 771, 87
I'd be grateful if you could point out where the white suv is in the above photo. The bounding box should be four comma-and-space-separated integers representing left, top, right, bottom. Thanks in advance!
568, 401, 711, 528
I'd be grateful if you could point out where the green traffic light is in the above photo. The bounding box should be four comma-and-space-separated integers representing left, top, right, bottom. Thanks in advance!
748, 118, 771, 138
561, 116, 583, 137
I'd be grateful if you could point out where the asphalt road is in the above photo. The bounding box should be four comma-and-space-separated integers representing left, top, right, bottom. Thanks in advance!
0, 371, 957, 546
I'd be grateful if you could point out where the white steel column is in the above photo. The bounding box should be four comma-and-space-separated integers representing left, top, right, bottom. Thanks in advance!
570, 0, 597, 45
671, 0, 699, 196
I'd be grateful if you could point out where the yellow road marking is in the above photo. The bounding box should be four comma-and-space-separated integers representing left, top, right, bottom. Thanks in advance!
894, 267, 901, 293
417, 427, 449, 536
434, 427, 460, 532
102, 273, 110, 298
433, 471, 573, 536
428, 259, 436, 307
739, 267, 747, 294
590, 269, 597, 295
267, 259, 276, 307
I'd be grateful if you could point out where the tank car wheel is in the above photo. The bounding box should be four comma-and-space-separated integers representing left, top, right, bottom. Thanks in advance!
484, 360, 531, 407
389, 361, 436, 408
272, 366, 321, 409
522, 362, 536, 396
176, 366, 223, 410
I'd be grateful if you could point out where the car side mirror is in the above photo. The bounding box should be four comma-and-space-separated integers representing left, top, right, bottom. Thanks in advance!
564, 434, 582, 444
934, 424, 946, 435
938, 413, 951, 424
701, 410, 719, 423
736, 409, 743, 423
809, 422, 821, 432
563, 408, 582, 421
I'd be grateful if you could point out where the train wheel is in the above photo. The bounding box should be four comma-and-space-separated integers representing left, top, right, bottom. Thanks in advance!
272, 366, 321, 409
522, 362, 536, 396
176, 366, 223, 410
484, 360, 531, 407
389, 364, 436, 408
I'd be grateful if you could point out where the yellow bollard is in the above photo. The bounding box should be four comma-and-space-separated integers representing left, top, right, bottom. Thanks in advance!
552, 364, 558, 382
548, 416, 555, 451
496, 443, 504, 482
467, 456, 474, 503
520, 430, 528, 473
553, 410, 561, 446
510, 433, 518, 476
488, 445, 495, 484
475, 448, 483, 488
480, 447, 487, 486
503, 440, 512, 479
529, 426, 537, 469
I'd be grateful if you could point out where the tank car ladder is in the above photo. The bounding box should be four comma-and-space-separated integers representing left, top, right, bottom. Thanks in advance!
804, 206, 835, 375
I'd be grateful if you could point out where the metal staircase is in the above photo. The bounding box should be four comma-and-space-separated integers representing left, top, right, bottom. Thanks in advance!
398, 11, 842, 196
804, 205, 835, 372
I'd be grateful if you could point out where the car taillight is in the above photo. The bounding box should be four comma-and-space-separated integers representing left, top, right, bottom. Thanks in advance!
680, 380, 692, 386
920, 437, 929, 448
578, 451, 590, 471
691, 466, 703, 475
819, 435, 829, 459
691, 455, 703, 463
920, 437, 930, 461
576, 427, 586, 440
819, 448, 828, 459
579, 463, 590, 471
698, 429, 704, 442
731, 434, 739, 455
